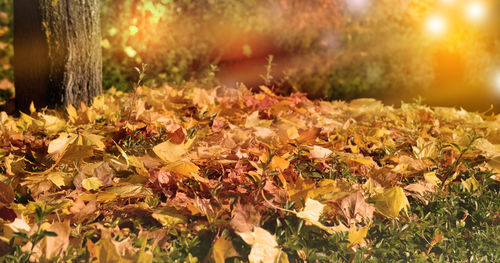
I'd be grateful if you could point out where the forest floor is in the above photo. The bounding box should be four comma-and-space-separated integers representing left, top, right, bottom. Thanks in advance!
0, 85, 499, 262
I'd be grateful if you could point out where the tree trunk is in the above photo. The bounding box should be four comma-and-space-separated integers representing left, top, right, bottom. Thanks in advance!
14, 0, 102, 112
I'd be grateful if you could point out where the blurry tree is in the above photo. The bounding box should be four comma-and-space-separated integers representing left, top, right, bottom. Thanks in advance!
14, 0, 102, 111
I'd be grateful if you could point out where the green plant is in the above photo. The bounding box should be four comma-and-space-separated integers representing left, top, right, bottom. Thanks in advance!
4, 205, 57, 263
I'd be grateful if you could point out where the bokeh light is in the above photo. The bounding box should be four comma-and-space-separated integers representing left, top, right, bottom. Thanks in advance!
426, 15, 447, 36
494, 70, 500, 95
346, 0, 371, 14
465, 1, 487, 22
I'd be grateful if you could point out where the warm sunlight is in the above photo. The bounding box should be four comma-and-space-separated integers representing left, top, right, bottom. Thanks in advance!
440, 0, 457, 5
426, 15, 447, 36
465, 1, 487, 22
494, 70, 500, 95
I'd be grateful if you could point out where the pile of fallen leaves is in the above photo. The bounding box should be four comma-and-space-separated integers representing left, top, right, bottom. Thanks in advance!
0, 85, 499, 262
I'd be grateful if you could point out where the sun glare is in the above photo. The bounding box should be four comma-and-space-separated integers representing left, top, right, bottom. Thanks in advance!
426, 15, 446, 36
465, 1, 487, 22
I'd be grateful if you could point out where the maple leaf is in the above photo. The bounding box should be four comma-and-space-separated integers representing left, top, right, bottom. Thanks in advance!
153, 140, 192, 163
372, 186, 410, 219
348, 225, 370, 247
296, 198, 324, 222
236, 227, 287, 263
340, 191, 375, 226
269, 155, 290, 172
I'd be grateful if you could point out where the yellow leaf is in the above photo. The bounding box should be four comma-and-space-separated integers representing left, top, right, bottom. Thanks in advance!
129, 156, 148, 176
94, 237, 134, 263
81, 177, 103, 191
48, 133, 78, 154
373, 186, 409, 219
48, 172, 68, 188
96, 192, 119, 202
236, 227, 282, 263
163, 161, 199, 177
413, 138, 438, 160
152, 207, 186, 227
105, 184, 152, 198
212, 236, 240, 263
293, 198, 348, 235
113, 141, 130, 167
80, 133, 105, 151
29, 101, 36, 114
296, 198, 324, 222
474, 138, 500, 158
153, 141, 187, 163
40, 114, 66, 134
278, 124, 299, 140
461, 176, 479, 192
348, 225, 369, 246
352, 158, 375, 166
17, 112, 35, 130
363, 178, 383, 196
424, 172, 440, 186
270, 156, 290, 172
288, 178, 351, 207
66, 104, 78, 123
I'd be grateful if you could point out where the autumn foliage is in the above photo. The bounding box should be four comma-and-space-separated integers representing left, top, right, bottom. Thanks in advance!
0, 84, 499, 261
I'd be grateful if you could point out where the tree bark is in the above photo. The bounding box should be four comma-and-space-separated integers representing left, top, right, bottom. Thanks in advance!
14, 0, 102, 112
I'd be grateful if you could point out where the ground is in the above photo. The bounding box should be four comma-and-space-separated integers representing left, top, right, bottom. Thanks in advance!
0, 85, 499, 262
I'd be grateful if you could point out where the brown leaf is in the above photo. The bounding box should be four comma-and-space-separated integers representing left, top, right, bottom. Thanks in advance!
340, 191, 375, 226
0, 206, 17, 222
297, 128, 321, 143
94, 162, 115, 186
44, 221, 71, 258
230, 202, 261, 233
167, 127, 186, 144
69, 197, 98, 223
0, 181, 15, 205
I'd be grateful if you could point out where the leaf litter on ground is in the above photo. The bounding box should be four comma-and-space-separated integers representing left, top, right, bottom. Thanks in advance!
0, 84, 499, 262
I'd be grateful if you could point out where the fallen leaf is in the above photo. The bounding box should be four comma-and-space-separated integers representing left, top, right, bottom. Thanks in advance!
373, 186, 409, 219
212, 236, 240, 263
81, 177, 103, 191
153, 141, 187, 163
43, 221, 71, 258
309, 145, 333, 159
296, 198, 324, 222
424, 172, 440, 186
152, 207, 186, 227
230, 202, 261, 233
163, 160, 199, 177
348, 225, 369, 247
236, 227, 282, 263
270, 155, 290, 172
0, 181, 15, 205
340, 191, 375, 226
47, 133, 78, 155
461, 176, 479, 192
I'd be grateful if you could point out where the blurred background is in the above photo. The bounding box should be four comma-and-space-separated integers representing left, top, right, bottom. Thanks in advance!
1, 0, 500, 111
